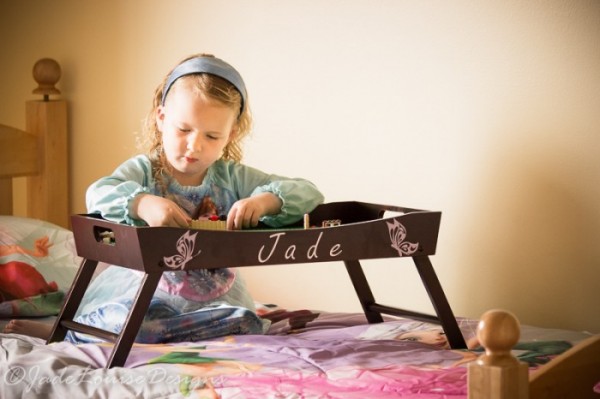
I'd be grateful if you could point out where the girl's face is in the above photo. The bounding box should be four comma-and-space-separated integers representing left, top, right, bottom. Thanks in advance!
395, 329, 449, 349
156, 83, 237, 186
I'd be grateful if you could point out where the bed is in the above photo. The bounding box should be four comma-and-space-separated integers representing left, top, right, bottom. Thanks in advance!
1, 59, 599, 399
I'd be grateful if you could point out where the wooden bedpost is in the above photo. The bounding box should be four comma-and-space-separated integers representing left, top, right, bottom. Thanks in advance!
467, 309, 529, 399
26, 58, 69, 228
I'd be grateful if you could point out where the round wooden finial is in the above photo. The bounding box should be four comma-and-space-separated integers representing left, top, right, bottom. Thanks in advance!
32, 58, 61, 100
476, 309, 521, 366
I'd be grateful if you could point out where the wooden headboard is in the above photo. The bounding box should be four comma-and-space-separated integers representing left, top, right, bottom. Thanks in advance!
0, 58, 69, 228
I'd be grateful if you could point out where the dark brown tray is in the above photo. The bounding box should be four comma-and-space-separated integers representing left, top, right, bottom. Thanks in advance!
49, 201, 466, 368
70, 201, 441, 272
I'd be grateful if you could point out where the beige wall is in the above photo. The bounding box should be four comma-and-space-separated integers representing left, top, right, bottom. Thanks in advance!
1, 0, 599, 333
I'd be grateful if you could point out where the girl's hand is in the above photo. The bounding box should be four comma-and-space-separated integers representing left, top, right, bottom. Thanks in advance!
131, 194, 191, 227
227, 193, 282, 230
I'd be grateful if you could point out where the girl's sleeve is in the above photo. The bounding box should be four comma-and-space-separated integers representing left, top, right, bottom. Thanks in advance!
228, 163, 325, 228
85, 155, 153, 225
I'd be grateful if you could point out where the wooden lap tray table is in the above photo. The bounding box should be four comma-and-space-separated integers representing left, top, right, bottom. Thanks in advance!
47, 201, 467, 368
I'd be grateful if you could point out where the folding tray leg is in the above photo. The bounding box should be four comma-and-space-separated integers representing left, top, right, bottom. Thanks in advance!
48, 258, 163, 368
48, 258, 98, 343
106, 270, 162, 368
344, 260, 384, 323
412, 255, 467, 349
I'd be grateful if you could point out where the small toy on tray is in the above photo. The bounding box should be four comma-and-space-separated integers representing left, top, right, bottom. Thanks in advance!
189, 215, 227, 230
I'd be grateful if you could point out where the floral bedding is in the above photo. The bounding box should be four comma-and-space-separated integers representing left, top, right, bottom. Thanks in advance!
0, 216, 80, 317
1, 310, 592, 399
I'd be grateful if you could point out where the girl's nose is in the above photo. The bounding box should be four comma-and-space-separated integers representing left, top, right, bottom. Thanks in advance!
187, 133, 201, 151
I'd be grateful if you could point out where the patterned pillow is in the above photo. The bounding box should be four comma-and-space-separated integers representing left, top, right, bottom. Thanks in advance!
0, 216, 81, 317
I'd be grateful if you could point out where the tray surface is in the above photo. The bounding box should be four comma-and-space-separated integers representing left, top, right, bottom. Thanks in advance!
71, 201, 441, 272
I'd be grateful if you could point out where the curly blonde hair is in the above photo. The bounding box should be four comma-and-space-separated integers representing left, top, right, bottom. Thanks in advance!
139, 54, 252, 194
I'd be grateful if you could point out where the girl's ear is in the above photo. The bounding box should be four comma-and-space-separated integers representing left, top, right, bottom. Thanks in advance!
222, 126, 238, 160
155, 105, 165, 130
227, 125, 238, 143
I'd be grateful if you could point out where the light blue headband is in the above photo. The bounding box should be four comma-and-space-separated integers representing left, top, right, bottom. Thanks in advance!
161, 56, 247, 113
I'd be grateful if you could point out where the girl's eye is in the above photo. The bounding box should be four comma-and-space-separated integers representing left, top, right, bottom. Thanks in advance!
178, 127, 191, 133
206, 135, 219, 141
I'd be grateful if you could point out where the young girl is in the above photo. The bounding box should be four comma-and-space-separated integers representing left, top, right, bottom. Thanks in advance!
4, 54, 324, 343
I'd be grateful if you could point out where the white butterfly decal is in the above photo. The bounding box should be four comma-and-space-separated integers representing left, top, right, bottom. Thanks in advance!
163, 230, 201, 270
386, 219, 419, 256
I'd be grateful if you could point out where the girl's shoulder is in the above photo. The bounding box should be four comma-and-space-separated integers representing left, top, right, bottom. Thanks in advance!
208, 159, 261, 184
210, 159, 241, 173
113, 154, 154, 179
124, 154, 152, 168
111, 154, 152, 171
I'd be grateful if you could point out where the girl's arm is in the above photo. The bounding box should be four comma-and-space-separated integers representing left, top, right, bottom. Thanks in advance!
223, 161, 325, 228
226, 192, 283, 230
129, 193, 191, 227
86, 155, 187, 226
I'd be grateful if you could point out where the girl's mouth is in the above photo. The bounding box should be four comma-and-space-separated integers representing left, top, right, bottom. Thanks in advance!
185, 156, 198, 163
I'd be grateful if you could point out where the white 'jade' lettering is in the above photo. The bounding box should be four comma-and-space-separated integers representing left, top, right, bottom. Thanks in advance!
285, 245, 297, 260
307, 232, 323, 259
330, 243, 342, 257
257, 231, 342, 263
258, 232, 286, 263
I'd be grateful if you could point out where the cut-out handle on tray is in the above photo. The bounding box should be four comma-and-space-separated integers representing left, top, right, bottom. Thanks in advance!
93, 226, 116, 245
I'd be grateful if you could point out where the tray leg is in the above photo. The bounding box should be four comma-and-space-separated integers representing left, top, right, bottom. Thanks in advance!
412, 255, 467, 349
105, 271, 162, 368
344, 260, 384, 323
47, 258, 98, 343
